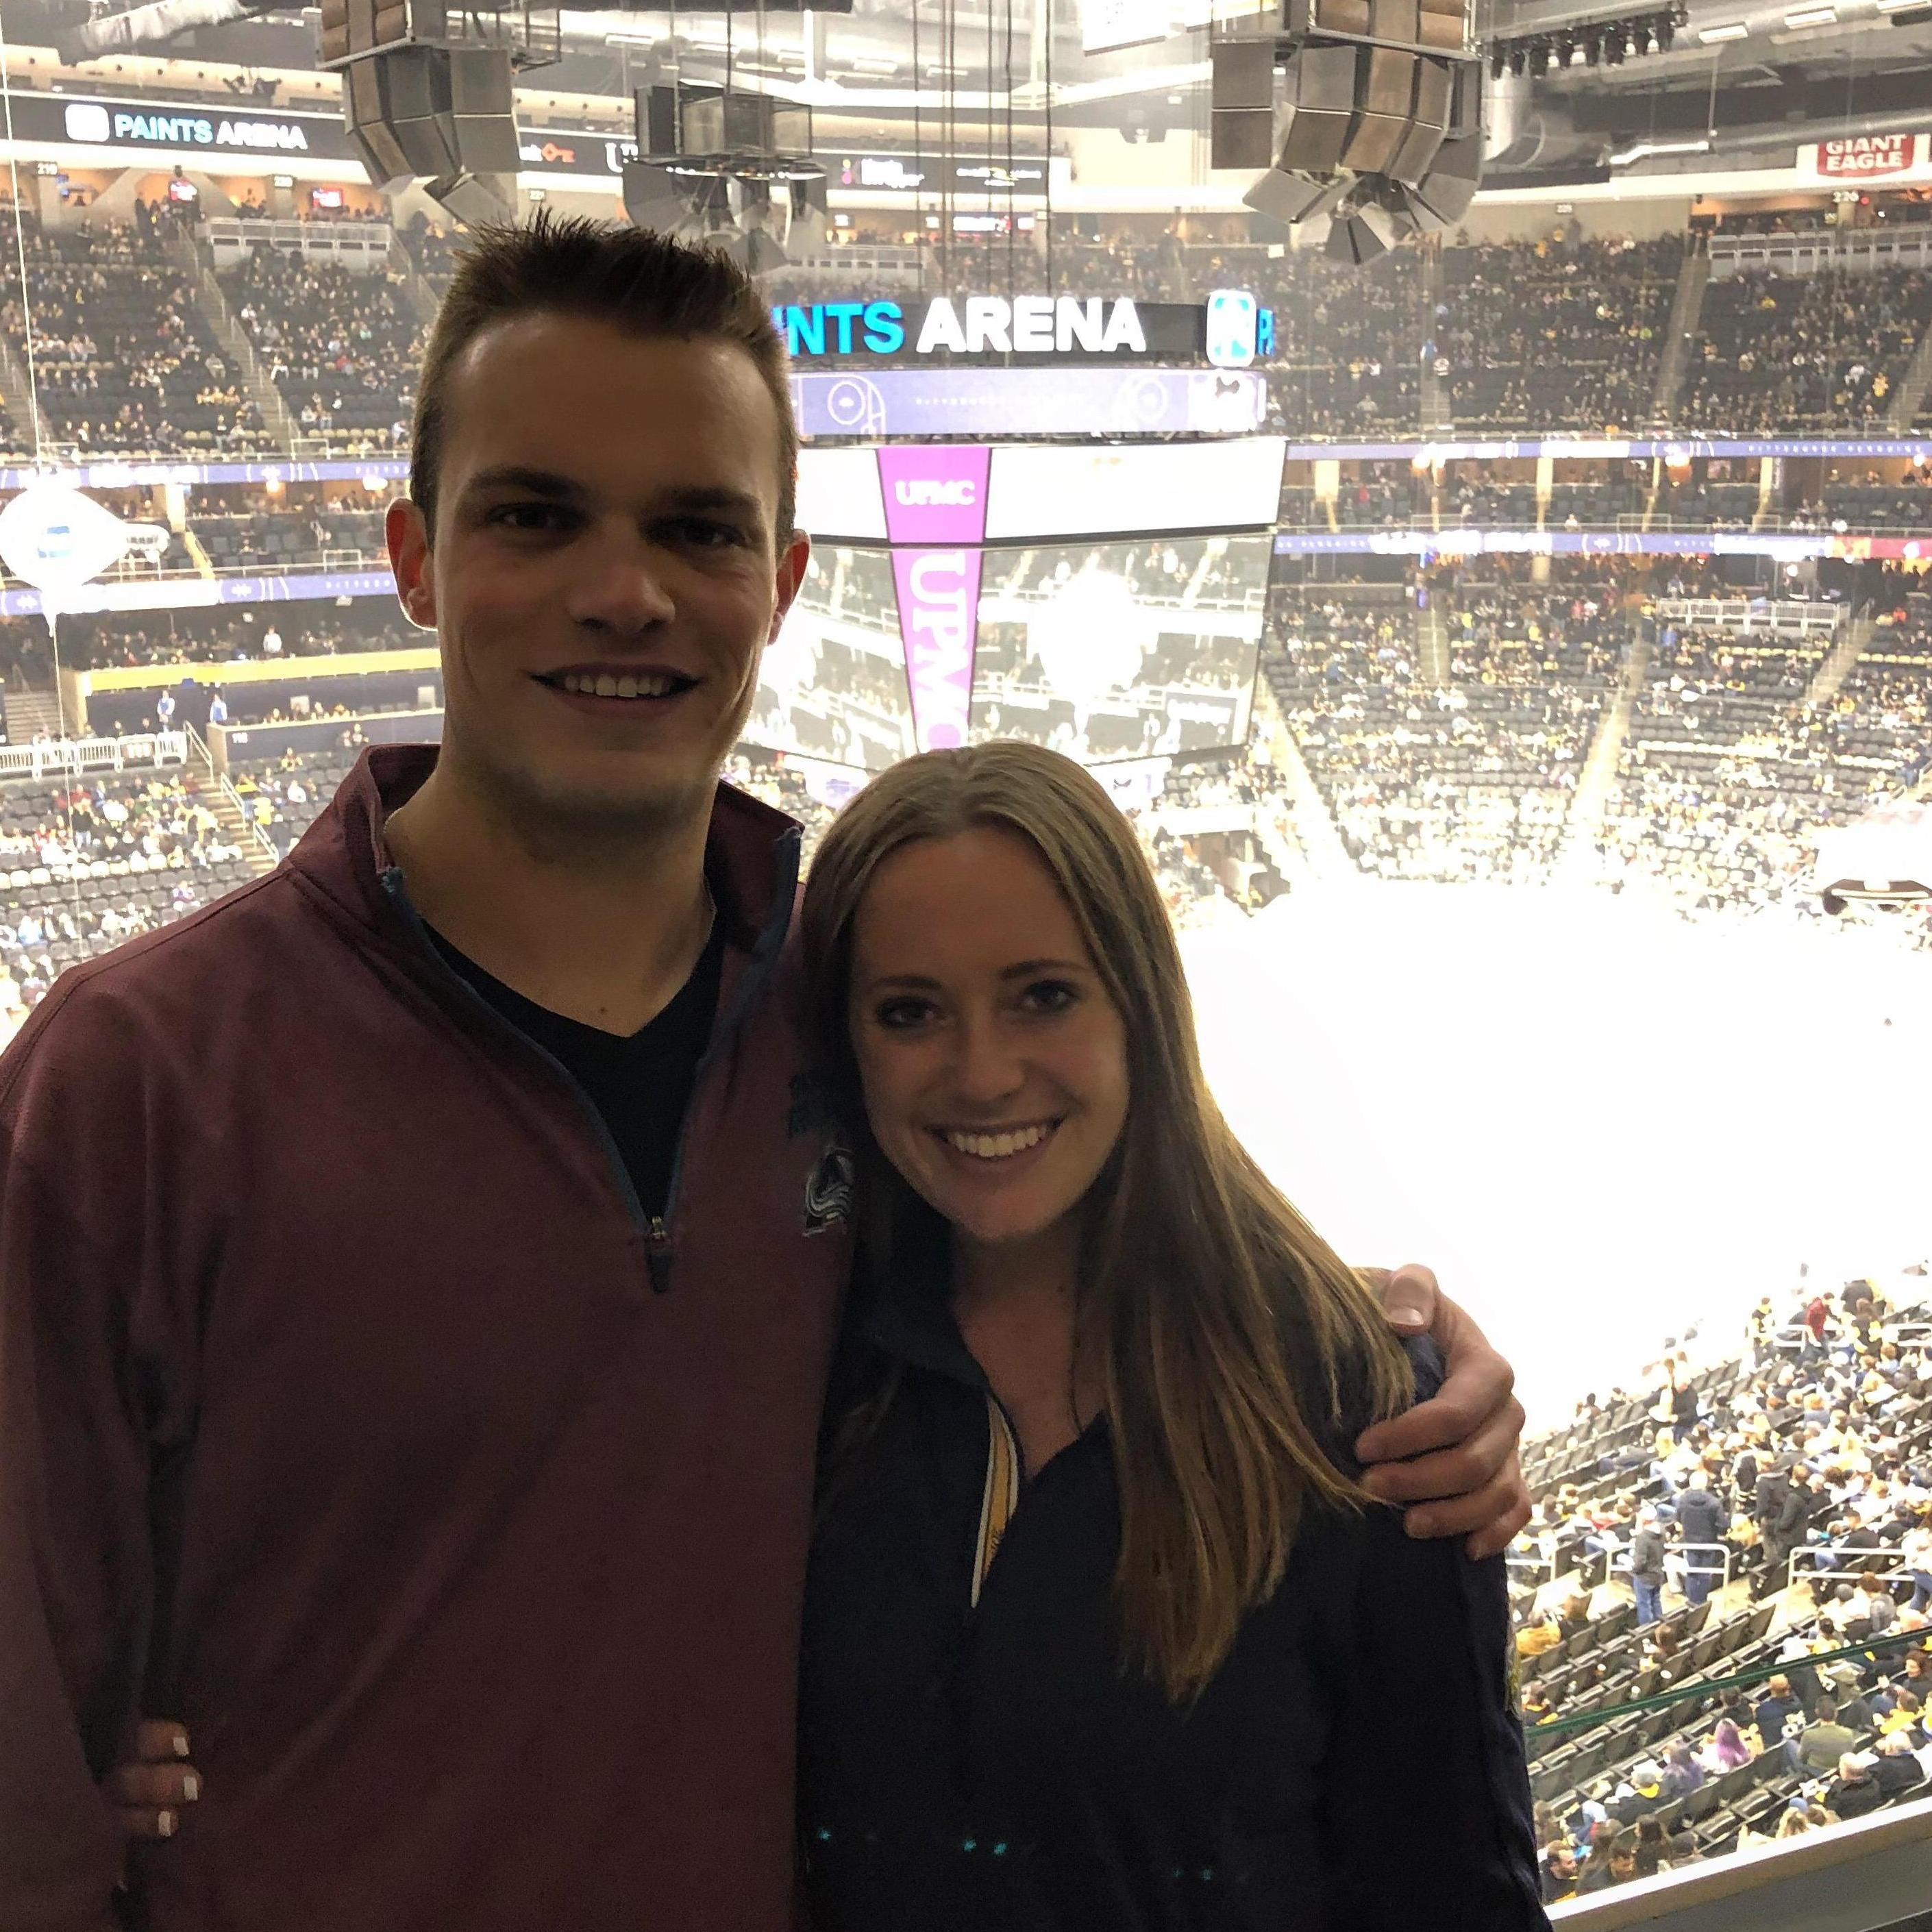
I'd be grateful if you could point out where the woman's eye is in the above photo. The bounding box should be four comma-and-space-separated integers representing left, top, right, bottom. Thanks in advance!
874, 998, 933, 1029
1019, 980, 1078, 1015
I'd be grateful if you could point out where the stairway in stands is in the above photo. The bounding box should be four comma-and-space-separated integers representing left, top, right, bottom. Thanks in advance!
1415, 599, 1452, 689
1650, 243, 1711, 428
1887, 310, 1932, 430
173, 232, 298, 450
1554, 623, 1654, 878
184, 739, 281, 878
4, 685, 72, 743
1800, 610, 1877, 713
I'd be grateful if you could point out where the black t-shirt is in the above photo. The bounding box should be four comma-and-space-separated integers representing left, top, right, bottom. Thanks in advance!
426, 915, 724, 1223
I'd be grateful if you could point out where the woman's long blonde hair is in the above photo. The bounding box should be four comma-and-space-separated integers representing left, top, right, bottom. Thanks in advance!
799, 741, 1413, 1703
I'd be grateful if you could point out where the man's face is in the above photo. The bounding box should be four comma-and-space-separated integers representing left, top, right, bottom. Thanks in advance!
388, 314, 808, 848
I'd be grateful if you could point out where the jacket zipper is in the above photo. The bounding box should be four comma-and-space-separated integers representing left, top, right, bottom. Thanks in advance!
378, 826, 800, 1293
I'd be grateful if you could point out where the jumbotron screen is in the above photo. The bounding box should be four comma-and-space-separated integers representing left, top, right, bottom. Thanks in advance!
967, 535, 1267, 761
740, 436, 1279, 773
750, 545, 917, 773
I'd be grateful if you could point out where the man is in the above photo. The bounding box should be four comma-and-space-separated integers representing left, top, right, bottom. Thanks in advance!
1787, 1699, 1859, 1776
1672, 1467, 1729, 1607
1755, 1457, 1809, 1592
0, 219, 1531, 1932
1824, 1753, 1887, 1822
1858, 1573, 1900, 1637
1872, 1732, 1926, 1800
1539, 1840, 1578, 1903
1755, 1674, 1803, 1756
1628, 1508, 1667, 1627
1609, 1762, 1665, 1825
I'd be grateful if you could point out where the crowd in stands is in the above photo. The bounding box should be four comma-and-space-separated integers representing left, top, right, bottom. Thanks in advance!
219, 245, 424, 451
1789, 470, 1932, 532
0, 757, 258, 1039
1681, 267, 1932, 430
1438, 236, 1679, 434
1265, 584, 1626, 884
0, 209, 270, 456
1, 208, 1931, 451
1511, 1274, 1932, 1898
0, 607, 419, 683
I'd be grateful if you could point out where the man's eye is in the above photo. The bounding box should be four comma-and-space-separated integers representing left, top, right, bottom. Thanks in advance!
674, 518, 745, 549
874, 998, 933, 1029
487, 503, 571, 533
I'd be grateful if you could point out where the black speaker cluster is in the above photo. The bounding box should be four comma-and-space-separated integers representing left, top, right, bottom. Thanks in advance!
1211, 0, 1483, 262
319, 0, 523, 227
622, 84, 826, 254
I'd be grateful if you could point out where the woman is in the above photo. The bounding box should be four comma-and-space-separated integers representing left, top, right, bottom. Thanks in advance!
104, 745, 1546, 1927
790, 743, 1544, 1928
1660, 1744, 1705, 1798
1696, 1715, 1753, 1774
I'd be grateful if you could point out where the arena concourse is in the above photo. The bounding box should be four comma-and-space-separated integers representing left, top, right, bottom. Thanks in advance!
0, 0, 1929, 1916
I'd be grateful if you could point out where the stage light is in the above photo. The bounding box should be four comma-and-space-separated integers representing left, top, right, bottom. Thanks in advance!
1697, 21, 1748, 40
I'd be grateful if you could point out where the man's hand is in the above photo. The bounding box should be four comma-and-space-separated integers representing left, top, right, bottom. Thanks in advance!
1356, 1263, 1531, 1561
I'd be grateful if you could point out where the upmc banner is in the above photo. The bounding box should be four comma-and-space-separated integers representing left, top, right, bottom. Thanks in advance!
891, 549, 981, 753
1798, 134, 1929, 182
876, 445, 991, 546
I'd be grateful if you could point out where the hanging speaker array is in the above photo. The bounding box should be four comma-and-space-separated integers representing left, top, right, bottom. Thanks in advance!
1211, 0, 1482, 262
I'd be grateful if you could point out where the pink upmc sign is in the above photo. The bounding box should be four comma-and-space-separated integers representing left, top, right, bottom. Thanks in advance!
876, 445, 991, 547
892, 548, 980, 752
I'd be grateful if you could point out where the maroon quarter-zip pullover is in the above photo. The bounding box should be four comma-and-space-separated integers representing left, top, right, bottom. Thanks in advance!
0, 745, 850, 1932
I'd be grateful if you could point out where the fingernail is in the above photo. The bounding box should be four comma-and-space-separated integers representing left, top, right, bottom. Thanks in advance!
1405, 1513, 1431, 1539
182, 1774, 201, 1803
173, 1733, 190, 1758
1389, 1307, 1426, 1328
158, 1811, 176, 1838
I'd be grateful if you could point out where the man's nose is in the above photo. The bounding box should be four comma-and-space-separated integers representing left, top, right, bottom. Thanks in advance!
562, 525, 677, 633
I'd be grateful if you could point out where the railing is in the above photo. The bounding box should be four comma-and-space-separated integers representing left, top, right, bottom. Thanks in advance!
1655, 598, 1844, 638
0, 732, 184, 778
205, 219, 394, 275
1550, 1789, 1932, 1929
1708, 225, 1932, 282
1787, 1550, 1923, 1592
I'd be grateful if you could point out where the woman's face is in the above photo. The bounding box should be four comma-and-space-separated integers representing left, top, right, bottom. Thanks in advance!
848, 826, 1130, 1255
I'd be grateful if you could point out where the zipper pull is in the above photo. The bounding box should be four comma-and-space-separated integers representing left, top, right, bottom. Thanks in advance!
646, 1217, 673, 1295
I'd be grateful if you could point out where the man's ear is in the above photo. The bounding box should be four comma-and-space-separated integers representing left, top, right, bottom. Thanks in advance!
768, 530, 813, 643
388, 498, 437, 632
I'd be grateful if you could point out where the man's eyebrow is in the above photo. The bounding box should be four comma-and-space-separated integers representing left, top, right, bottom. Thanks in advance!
660, 484, 768, 525
462, 466, 584, 500
460, 471, 765, 525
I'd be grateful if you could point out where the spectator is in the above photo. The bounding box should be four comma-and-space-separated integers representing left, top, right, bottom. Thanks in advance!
1824, 1753, 1887, 1822
1609, 1761, 1667, 1825
1673, 1470, 1730, 1605
1755, 1674, 1803, 1755
1698, 1716, 1754, 1774
1755, 1461, 1809, 1587
1660, 1744, 1705, 1799
1872, 1733, 1926, 1800
1787, 1699, 1860, 1776
1574, 1822, 1626, 1894
1539, 1840, 1579, 1903
1557, 1590, 1596, 1640
1629, 1508, 1668, 1626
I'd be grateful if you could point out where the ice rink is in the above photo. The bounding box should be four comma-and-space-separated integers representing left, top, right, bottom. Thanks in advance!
1181, 881, 1932, 1430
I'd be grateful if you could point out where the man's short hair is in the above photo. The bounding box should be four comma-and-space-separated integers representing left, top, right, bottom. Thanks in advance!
409, 212, 797, 547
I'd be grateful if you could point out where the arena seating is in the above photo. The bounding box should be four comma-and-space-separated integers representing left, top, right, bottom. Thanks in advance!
219, 247, 423, 451
1682, 267, 1932, 430
1512, 1280, 1932, 1896
1439, 237, 1681, 434
0, 212, 272, 456
1266, 586, 1624, 884
0, 760, 261, 1017
192, 506, 386, 572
